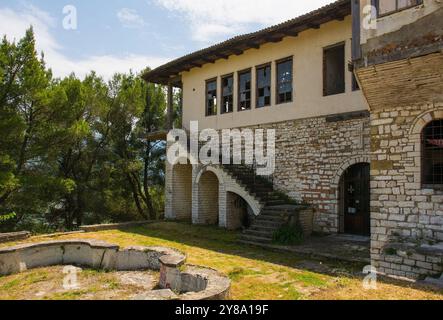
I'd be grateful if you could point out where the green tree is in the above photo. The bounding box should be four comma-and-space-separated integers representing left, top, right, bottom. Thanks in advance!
107, 72, 166, 220
0, 28, 56, 229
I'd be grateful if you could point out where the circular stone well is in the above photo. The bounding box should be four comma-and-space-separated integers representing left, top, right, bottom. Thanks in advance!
0, 240, 230, 300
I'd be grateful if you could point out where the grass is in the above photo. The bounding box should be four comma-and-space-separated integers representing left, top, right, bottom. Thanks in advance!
0, 265, 158, 300
1, 221, 443, 300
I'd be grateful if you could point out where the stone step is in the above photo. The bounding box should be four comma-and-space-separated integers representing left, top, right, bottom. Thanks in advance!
266, 200, 286, 206
243, 229, 274, 238
239, 234, 273, 244
249, 224, 278, 232
250, 220, 283, 229
254, 215, 285, 222
260, 210, 288, 216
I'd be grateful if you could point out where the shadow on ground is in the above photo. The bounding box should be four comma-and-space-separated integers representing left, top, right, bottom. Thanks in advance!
120, 221, 440, 296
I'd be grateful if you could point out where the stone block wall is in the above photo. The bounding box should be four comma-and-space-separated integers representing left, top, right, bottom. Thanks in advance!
172, 164, 193, 220
225, 192, 247, 230
247, 112, 371, 233
370, 103, 443, 279
165, 112, 371, 234
196, 171, 219, 225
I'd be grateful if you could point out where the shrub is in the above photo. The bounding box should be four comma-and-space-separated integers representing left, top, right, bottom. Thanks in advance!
273, 223, 304, 245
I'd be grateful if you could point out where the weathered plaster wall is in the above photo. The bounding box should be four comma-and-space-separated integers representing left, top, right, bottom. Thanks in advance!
181, 15, 367, 131
360, 0, 442, 45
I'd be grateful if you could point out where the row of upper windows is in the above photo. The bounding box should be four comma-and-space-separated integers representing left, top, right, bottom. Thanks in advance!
376, 0, 423, 17
205, 42, 358, 117
205, 58, 293, 116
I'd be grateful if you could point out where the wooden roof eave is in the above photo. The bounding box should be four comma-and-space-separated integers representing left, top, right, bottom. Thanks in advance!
142, 0, 351, 84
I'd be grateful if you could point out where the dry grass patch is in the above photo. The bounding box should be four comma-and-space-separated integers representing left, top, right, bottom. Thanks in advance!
0, 266, 158, 300
1, 222, 442, 300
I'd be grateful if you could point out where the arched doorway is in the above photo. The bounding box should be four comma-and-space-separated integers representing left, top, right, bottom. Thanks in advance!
339, 163, 370, 236
226, 192, 253, 230
172, 163, 193, 221
198, 171, 219, 225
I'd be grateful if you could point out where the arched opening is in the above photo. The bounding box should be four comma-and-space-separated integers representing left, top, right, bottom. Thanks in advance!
339, 163, 370, 236
198, 171, 219, 225
172, 163, 193, 221
422, 119, 443, 188
226, 192, 253, 230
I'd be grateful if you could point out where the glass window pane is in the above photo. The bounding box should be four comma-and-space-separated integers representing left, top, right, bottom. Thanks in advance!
239, 71, 251, 111
379, 0, 396, 15
398, 0, 419, 9
422, 120, 443, 185
277, 59, 293, 104
256, 65, 271, 108
222, 75, 233, 114
206, 80, 217, 116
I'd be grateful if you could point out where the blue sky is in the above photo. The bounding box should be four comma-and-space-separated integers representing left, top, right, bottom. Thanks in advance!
0, 0, 334, 79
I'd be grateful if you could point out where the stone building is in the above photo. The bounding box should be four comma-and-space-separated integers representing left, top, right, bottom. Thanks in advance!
143, 0, 443, 280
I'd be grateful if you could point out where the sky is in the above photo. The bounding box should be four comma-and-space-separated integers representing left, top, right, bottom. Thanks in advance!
0, 0, 335, 80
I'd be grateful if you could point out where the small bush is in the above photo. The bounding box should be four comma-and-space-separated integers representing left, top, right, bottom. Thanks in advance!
384, 248, 397, 256
273, 223, 304, 245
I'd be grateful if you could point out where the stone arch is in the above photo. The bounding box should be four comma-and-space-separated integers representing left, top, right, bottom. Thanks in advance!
409, 107, 443, 185
330, 155, 370, 233
195, 165, 225, 186
409, 108, 443, 135
225, 186, 261, 216
332, 156, 371, 188
193, 165, 263, 228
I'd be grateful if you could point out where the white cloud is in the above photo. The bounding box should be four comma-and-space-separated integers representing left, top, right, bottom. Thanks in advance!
117, 8, 146, 29
0, 6, 168, 79
154, 0, 336, 43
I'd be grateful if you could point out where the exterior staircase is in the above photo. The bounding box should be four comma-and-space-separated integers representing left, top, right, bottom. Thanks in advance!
239, 206, 289, 244
219, 162, 311, 246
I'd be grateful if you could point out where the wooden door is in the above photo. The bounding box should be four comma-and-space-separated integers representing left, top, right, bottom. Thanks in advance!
342, 163, 370, 236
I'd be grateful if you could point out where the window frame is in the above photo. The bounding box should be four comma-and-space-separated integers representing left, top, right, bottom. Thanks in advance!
275, 56, 294, 105
323, 42, 346, 97
205, 78, 218, 117
221, 73, 234, 114
376, 0, 423, 18
255, 62, 272, 109
237, 68, 252, 112
421, 119, 443, 190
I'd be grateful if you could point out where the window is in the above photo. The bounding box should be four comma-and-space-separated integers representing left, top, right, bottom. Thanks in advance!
276, 58, 293, 104
256, 64, 271, 108
238, 69, 252, 111
422, 120, 443, 187
377, 0, 423, 17
323, 43, 345, 96
221, 74, 234, 114
206, 79, 217, 116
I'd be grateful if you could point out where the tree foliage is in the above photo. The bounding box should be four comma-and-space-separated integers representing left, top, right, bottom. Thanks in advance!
0, 29, 168, 232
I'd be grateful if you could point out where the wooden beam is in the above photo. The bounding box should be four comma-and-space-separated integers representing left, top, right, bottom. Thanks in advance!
233, 49, 244, 55
245, 41, 261, 49
265, 33, 285, 43
308, 23, 320, 29
200, 56, 215, 63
